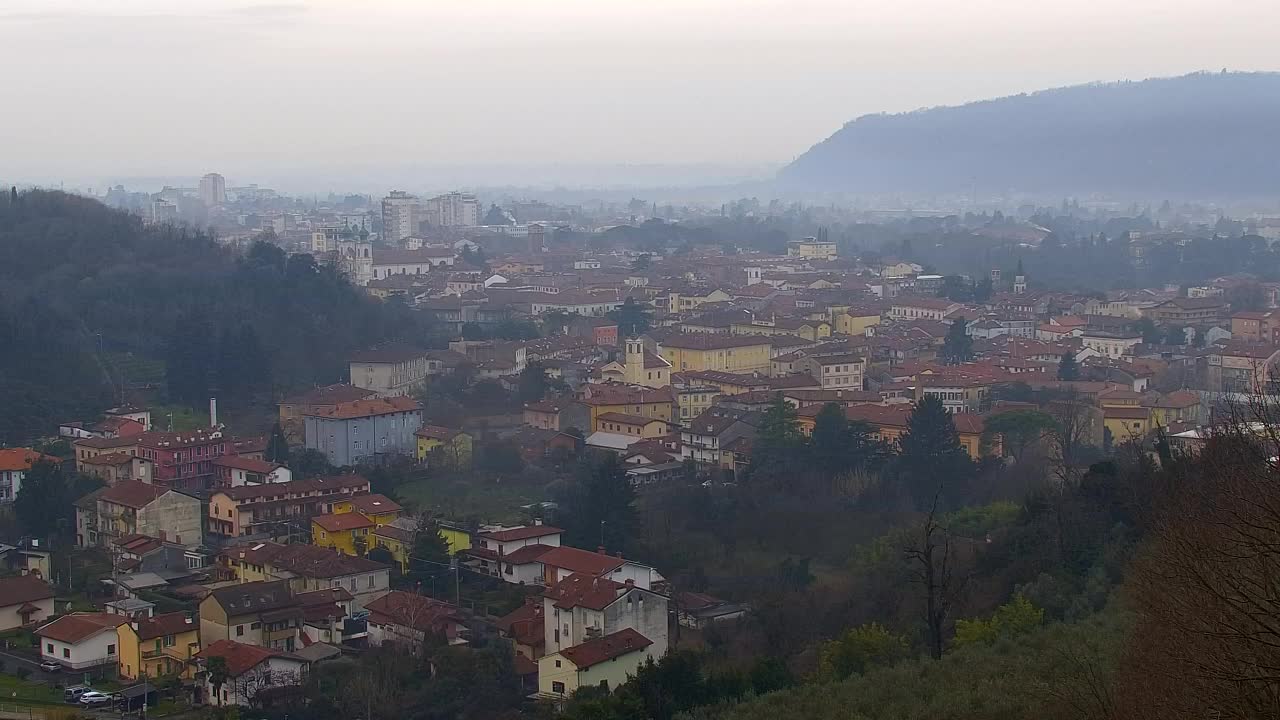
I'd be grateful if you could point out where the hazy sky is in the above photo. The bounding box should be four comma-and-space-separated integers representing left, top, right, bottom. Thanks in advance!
3, 0, 1278, 189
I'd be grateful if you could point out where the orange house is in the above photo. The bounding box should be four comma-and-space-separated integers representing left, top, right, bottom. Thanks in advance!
796, 403, 990, 459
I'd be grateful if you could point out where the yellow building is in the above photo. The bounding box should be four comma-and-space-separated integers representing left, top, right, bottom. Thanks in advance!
835, 308, 882, 336
312, 513, 376, 556
414, 426, 473, 468
438, 523, 472, 555
371, 524, 413, 573
1103, 406, 1153, 443
118, 611, 201, 681
658, 333, 772, 374
729, 318, 831, 342
594, 413, 672, 438
676, 386, 720, 424
578, 384, 675, 430
667, 288, 732, 313
331, 493, 403, 527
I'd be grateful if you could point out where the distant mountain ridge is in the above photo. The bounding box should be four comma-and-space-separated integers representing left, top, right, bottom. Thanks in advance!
779, 72, 1280, 197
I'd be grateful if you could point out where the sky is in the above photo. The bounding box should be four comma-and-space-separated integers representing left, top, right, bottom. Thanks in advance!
2, 0, 1279, 191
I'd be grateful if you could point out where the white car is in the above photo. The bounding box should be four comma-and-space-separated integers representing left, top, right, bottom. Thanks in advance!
38, 660, 60, 672
78, 691, 112, 706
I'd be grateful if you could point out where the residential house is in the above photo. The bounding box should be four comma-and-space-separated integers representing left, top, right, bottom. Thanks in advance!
207, 475, 370, 540
311, 513, 375, 557
578, 384, 674, 430
674, 591, 749, 629
135, 428, 230, 491
542, 573, 668, 658
0, 575, 54, 631
37, 613, 127, 670
414, 426, 473, 468
523, 400, 591, 432
913, 375, 995, 414
198, 639, 309, 708
680, 408, 760, 468
1206, 342, 1280, 393
674, 386, 721, 425
213, 457, 292, 488
72, 435, 139, 467
118, 611, 200, 681
465, 524, 564, 584
796, 353, 866, 390
656, 333, 772, 374
497, 598, 545, 660
365, 591, 469, 650
277, 384, 378, 444
834, 306, 883, 336
76, 481, 202, 549
537, 546, 661, 590
113, 534, 203, 578
1103, 406, 1154, 443
808, 404, 989, 459
331, 493, 402, 526
593, 413, 672, 439
887, 298, 962, 322
1231, 310, 1280, 344
538, 628, 655, 698
199, 580, 302, 651
303, 396, 423, 467
218, 542, 391, 610
1146, 390, 1202, 427
0, 449, 59, 503
1080, 330, 1143, 358
77, 452, 153, 486
667, 287, 732, 313
348, 345, 431, 397
370, 519, 416, 573
1145, 297, 1228, 327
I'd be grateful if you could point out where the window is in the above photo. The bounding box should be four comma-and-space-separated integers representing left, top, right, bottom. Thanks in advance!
63, 648, 70, 658
368, 574, 375, 588
236, 625, 245, 637
555, 660, 562, 668
251, 622, 262, 630
46, 643, 52, 654
552, 681, 566, 694
107, 644, 116, 656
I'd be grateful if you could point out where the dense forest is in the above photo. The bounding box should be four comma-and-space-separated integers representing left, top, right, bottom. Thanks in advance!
0, 190, 435, 442
780, 72, 1280, 197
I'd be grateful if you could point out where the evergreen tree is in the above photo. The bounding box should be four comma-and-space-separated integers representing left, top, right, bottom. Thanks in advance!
810, 402, 852, 477
15, 461, 101, 540
608, 298, 653, 337
752, 395, 804, 477
897, 396, 974, 509
560, 455, 638, 554
518, 361, 549, 404
1057, 350, 1079, 380
482, 203, 510, 226
941, 319, 973, 365
266, 422, 290, 464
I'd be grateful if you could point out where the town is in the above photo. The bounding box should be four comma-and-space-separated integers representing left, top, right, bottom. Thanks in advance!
0, 174, 1278, 720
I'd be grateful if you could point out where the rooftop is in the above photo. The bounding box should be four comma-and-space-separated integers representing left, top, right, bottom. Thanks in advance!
558, 628, 652, 670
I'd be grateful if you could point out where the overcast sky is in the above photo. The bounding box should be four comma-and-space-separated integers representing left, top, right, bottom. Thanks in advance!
3, 0, 1278, 190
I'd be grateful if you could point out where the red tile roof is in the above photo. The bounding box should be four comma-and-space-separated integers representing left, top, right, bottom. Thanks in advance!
199, 639, 285, 677
0, 575, 54, 608
134, 611, 197, 640
281, 384, 378, 407
536, 546, 624, 576
304, 396, 421, 420
220, 475, 368, 502
312, 513, 375, 532
37, 613, 127, 644
0, 449, 58, 472
98, 480, 172, 509
344, 493, 402, 515
212, 456, 280, 474
558, 628, 652, 670
414, 425, 465, 441
364, 591, 464, 633
544, 573, 626, 611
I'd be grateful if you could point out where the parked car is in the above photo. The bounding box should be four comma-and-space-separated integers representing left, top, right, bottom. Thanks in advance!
38, 660, 60, 672
63, 685, 91, 703
79, 691, 112, 706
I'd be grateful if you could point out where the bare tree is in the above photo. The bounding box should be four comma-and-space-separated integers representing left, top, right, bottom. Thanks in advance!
1046, 388, 1096, 485
904, 493, 968, 660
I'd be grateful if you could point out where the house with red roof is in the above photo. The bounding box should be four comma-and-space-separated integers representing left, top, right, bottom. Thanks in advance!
37, 612, 129, 670
464, 523, 564, 584
212, 456, 291, 488
75, 480, 202, 550
0, 448, 60, 503
364, 591, 468, 650
537, 628, 656, 698
537, 545, 661, 590
542, 573, 668, 660
0, 575, 54, 631
197, 639, 309, 707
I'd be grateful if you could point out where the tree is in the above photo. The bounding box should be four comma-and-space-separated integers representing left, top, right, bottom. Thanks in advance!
518, 361, 549, 404
905, 498, 968, 660
1163, 324, 1188, 346
266, 422, 289, 464
15, 461, 100, 540
940, 320, 973, 365
896, 396, 974, 510
607, 298, 653, 338
972, 277, 993, 303
206, 655, 230, 705
631, 254, 653, 271
750, 396, 804, 479
809, 404, 890, 488
1057, 350, 1079, 381
406, 520, 452, 592
560, 455, 637, 554
482, 204, 510, 226
953, 595, 1044, 648
982, 409, 1058, 462
1134, 316, 1162, 345
289, 449, 333, 478
815, 623, 908, 682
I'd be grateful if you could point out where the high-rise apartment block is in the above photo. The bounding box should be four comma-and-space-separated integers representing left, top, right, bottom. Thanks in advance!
199, 173, 226, 207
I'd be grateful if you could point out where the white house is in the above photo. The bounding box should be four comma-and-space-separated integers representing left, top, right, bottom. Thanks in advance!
37, 613, 127, 670
537, 628, 655, 698
466, 524, 563, 584
0, 575, 55, 631
536, 546, 662, 589
543, 574, 669, 659
199, 640, 309, 707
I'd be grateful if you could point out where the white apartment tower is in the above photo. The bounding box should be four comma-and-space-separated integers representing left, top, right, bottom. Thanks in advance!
381, 191, 422, 243
199, 173, 226, 207
425, 192, 479, 228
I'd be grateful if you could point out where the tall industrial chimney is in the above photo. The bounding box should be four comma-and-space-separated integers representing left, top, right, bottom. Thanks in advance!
210, 397, 218, 428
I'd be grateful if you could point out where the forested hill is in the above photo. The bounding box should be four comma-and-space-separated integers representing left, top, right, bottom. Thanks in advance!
779, 72, 1280, 197
0, 190, 431, 444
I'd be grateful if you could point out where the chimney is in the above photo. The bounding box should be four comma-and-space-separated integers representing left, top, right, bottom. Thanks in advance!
615, 551, 623, 559
158, 529, 166, 542
597, 545, 606, 554
533, 518, 543, 526
624, 578, 634, 588
130, 621, 139, 632
209, 398, 218, 428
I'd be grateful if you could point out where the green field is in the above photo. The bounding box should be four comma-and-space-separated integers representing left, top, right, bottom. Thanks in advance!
394, 473, 549, 526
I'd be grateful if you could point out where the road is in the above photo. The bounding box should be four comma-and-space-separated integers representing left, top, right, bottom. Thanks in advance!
0, 650, 61, 685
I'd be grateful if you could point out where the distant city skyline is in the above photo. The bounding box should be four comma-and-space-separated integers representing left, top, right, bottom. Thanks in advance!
2, 0, 1279, 190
